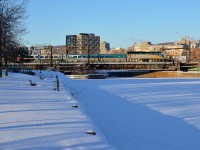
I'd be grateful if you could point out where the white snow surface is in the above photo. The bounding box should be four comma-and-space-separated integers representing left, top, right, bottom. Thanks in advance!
0, 71, 114, 150
1, 71, 200, 150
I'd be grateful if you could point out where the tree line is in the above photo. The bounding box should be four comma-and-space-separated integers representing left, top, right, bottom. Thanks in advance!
0, 0, 29, 77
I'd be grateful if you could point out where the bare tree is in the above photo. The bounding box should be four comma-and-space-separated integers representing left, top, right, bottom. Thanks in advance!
0, 0, 29, 77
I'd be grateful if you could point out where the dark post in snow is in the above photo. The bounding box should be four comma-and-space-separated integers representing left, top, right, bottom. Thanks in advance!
56, 75, 59, 92
39, 50, 41, 73
49, 45, 53, 68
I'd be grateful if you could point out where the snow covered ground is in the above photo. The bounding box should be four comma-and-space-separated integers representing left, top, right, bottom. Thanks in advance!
0, 71, 114, 150
66, 76, 200, 150
1, 71, 200, 150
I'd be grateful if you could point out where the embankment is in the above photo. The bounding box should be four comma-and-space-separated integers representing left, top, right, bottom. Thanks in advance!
108, 71, 200, 78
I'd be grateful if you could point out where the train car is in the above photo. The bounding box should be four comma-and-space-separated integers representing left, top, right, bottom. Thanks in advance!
67, 54, 126, 62
127, 51, 164, 62
24, 54, 66, 63
25, 52, 164, 63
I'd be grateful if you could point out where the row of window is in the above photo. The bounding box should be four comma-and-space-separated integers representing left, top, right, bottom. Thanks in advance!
69, 54, 126, 59
30, 55, 66, 59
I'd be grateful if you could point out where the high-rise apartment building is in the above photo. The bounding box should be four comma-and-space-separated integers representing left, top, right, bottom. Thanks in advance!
66, 33, 100, 54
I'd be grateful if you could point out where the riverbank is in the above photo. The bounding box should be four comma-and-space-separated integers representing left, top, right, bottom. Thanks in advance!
67, 71, 200, 79
104, 70, 200, 78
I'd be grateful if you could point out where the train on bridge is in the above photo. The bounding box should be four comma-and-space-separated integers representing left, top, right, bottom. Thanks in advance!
22, 49, 196, 73
26, 51, 165, 63
67, 52, 164, 62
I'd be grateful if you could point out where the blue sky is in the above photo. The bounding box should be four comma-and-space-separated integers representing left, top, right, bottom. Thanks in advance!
26, 0, 200, 48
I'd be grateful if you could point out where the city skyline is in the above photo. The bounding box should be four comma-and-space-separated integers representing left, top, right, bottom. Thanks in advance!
26, 0, 200, 48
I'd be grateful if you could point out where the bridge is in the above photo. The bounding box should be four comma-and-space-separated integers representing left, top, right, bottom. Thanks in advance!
7, 60, 200, 75
11, 61, 177, 74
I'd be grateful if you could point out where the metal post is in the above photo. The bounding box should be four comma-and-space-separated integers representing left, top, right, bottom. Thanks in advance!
56, 75, 59, 92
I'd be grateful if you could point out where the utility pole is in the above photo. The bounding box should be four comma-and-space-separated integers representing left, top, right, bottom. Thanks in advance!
87, 45, 90, 65
66, 45, 69, 62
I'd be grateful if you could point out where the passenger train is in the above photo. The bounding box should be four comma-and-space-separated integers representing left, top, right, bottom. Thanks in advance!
25, 52, 165, 63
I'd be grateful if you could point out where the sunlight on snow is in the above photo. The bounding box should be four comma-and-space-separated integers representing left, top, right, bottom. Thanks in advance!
100, 81, 200, 129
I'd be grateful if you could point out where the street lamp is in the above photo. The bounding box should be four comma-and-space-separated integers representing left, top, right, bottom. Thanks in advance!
61, 53, 64, 62
17, 54, 20, 72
